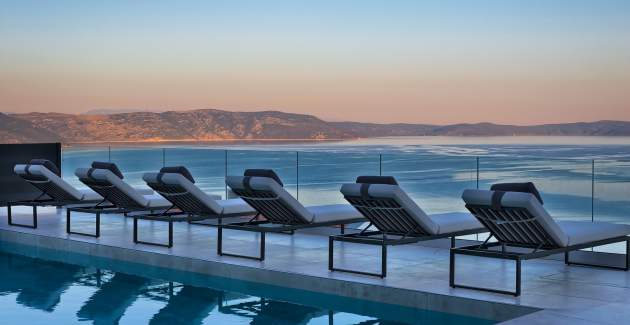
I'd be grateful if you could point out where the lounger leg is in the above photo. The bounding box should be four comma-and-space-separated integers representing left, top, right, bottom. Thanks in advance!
217, 225, 223, 255
515, 259, 522, 297
450, 236, 456, 248
33, 206, 38, 228
381, 241, 387, 278
450, 249, 521, 296
341, 224, 345, 235
565, 241, 629, 270
66, 208, 100, 238
260, 232, 266, 261
217, 227, 266, 261
133, 218, 174, 248
449, 249, 455, 288
7, 203, 38, 229
328, 236, 334, 271
328, 235, 388, 278
6, 203, 11, 225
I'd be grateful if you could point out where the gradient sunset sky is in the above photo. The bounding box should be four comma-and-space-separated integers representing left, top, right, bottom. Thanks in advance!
1, 0, 629, 125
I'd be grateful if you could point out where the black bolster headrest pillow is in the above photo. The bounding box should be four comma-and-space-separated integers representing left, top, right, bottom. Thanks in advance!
29, 159, 61, 176
356, 175, 398, 186
91, 161, 124, 179
244, 169, 284, 187
160, 166, 195, 183
490, 182, 544, 205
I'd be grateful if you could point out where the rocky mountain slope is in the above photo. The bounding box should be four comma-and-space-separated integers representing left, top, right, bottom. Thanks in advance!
2, 109, 630, 143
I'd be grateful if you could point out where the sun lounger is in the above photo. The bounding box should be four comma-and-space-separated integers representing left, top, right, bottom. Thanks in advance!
223, 169, 365, 261
68, 161, 175, 238
451, 183, 630, 296
333, 176, 485, 277
138, 166, 256, 247
9, 159, 105, 228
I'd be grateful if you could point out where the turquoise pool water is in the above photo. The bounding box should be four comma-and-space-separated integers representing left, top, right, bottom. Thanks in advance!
0, 249, 495, 324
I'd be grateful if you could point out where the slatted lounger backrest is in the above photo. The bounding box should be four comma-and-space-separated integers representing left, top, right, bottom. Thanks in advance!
226, 176, 313, 225
462, 189, 569, 248
340, 182, 438, 236
14, 163, 82, 202
76, 168, 147, 209
143, 170, 221, 215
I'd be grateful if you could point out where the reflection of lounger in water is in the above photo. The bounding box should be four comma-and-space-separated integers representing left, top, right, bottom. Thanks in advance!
149, 286, 222, 325
0, 253, 81, 312
220, 298, 329, 325
77, 273, 150, 325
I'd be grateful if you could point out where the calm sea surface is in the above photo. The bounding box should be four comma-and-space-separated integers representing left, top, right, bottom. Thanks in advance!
61, 136, 630, 224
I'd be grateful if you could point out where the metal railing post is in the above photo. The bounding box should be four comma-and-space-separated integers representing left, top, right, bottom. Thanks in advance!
379, 154, 382, 176
592, 159, 595, 222
296, 151, 299, 201
108, 146, 111, 162
225, 149, 228, 199
476, 156, 480, 189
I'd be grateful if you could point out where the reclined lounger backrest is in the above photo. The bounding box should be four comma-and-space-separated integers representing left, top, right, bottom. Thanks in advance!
340, 176, 439, 235
226, 170, 313, 225
75, 162, 148, 209
14, 159, 83, 202
462, 189, 569, 247
143, 166, 223, 215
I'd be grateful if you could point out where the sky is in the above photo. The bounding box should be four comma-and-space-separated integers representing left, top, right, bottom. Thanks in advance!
1, 0, 629, 125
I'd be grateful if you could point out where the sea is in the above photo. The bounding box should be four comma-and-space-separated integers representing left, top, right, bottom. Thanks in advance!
60, 136, 630, 225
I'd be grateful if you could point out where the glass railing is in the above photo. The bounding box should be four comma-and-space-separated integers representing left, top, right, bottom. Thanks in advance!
60, 146, 630, 228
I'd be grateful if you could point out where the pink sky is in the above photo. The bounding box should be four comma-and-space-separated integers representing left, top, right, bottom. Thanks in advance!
1, 0, 629, 125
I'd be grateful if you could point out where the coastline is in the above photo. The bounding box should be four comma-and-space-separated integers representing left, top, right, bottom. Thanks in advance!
59, 135, 630, 148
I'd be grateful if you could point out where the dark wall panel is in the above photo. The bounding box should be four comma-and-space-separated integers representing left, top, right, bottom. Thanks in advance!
0, 143, 61, 205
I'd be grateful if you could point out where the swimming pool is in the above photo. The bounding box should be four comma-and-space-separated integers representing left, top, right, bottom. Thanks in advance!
0, 249, 494, 324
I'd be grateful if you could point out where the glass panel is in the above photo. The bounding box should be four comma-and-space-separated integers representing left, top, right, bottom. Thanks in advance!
594, 159, 630, 253
479, 157, 593, 222
109, 146, 165, 189
61, 145, 110, 190
164, 147, 226, 199
381, 153, 477, 214
297, 151, 380, 206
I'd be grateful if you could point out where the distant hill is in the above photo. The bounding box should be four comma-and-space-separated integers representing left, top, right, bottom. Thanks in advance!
2, 109, 630, 143
81, 108, 163, 115
0, 113, 62, 143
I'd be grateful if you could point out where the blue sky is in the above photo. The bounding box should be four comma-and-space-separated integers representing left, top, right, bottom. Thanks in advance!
1, 0, 629, 124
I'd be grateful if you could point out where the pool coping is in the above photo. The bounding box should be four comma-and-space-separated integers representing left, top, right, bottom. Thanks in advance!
0, 228, 537, 322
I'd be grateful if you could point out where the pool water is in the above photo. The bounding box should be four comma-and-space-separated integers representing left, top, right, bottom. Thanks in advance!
0, 250, 495, 324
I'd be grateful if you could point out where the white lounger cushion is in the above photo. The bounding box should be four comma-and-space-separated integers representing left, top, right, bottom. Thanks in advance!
226, 176, 315, 222
431, 212, 484, 235
462, 189, 630, 247
141, 193, 174, 208
558, 221, 630, 246
306, 204, 363, 223
15, 164, 102, 202
143, 172, 254, 215
217, 198, 256, 215
76, 168, 168, 209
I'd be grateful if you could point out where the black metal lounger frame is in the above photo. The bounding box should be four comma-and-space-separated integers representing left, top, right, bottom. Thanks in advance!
131, 180, 255, 248
329, 194, 484, 278
67, 176, 181, 244
450, 203, 630, 296
218, 186, 364, 261
7, 173, 103, 228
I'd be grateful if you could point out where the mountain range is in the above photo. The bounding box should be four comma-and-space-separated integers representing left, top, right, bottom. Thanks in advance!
2, 109, 630, 144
